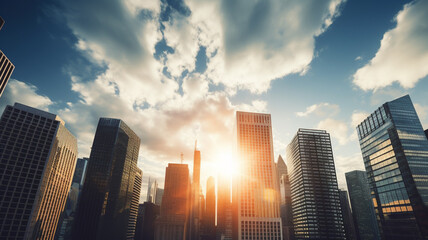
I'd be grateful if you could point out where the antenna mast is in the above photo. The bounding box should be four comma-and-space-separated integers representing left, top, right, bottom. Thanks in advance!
180, 152, 184, 164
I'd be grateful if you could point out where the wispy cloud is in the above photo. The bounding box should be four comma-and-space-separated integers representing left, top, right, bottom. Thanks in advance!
296, 102, 340, 117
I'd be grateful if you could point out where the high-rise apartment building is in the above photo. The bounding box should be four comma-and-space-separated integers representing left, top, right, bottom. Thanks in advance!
147, 178, 158, 203
0, 50, 15, 97
356, 95, 428, 239
191, 146, 202, 240
0, 103, 78, 239
155, 163, 190, 240
72, 118, 141, 240
339, 190, 357, 240
277, 155, 293, 240
345, 170, 380, 240
235, 111, 282, 240
287, 129, 345, 239
217, 173, 232, 240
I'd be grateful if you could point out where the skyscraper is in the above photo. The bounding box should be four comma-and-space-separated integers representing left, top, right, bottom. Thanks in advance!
339, 190, 357, 240
129, 168, 143, 239
0, 103, 78, 239
135, 202, 160, 240
424, 129, 428, 140
356, 95, 428, 239
277, 155, 293, 240
191, 145, 202, 240
155, 188, 164, 206
286, 128, 345, 239
345, 170, 380, 240
0, 50, 15, 97
147, 178, 158, 203
72, 118, 142, 240
155, 163, 190, 240
217, 173, 232, 240
235, 111, 282, 240
204, 176, 216, 240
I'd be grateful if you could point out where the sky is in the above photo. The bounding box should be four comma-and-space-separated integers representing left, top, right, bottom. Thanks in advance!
1, 0, 428, 202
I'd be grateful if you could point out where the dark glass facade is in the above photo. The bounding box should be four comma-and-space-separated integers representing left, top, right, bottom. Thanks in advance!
356, 95, 428, 239
345, 170, 380, 240
72, 118, 141, 240
0, 103, 77, 240
287, 129, 345, 240
0, 50, 15, 97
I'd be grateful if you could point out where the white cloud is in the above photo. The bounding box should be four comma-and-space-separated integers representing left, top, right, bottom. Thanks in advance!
351, 111, 369, 128
296, 102, 340, 117
186, 0, 345, 93
355, 56, 362, 61
0, 79, 53, 112
353, 0, 428, 90
317, 118, 350, 145
334, 153, 365, 189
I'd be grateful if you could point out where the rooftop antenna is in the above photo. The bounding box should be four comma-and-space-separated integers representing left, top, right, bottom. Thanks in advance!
180, 152, 184, 164
195, 140, 198, 151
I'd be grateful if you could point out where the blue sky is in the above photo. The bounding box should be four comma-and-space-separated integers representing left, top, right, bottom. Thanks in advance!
1, 0, 428, 200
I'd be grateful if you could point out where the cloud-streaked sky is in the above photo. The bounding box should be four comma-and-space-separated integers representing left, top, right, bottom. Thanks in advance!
1, 0, 428, 201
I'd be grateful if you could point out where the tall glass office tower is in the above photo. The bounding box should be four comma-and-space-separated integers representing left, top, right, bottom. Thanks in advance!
287, 129, 345, 240
356, 95, 428, 239
0, 103, 77, 240
345, 170, 380, 240
72, 118, 142, 240
234, 111, 282, 240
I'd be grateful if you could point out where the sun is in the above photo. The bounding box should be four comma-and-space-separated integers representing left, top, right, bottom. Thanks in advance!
215, 150, 239, 178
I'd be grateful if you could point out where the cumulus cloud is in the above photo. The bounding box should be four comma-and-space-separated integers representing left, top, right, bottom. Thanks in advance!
317, 118, 350, 145
334, 153, 365, 189
0, 79, 53, 112
351, 111, 369, 128
353, 0, 428, 90
46, 0, 346, 199
187, 0, 346, 93
296, 102, 340, 117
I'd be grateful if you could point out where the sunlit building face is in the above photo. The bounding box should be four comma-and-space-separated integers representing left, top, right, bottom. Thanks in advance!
235, 111, 282, 240
356, 95, 428, 240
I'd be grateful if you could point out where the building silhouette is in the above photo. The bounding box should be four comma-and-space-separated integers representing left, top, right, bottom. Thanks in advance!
147, 178, 158, 203
155, 188, 164, 206
425, 129, 428, 140
287, 129, 345, 239
72, 118, 141, 240
217, 173, 232, 240
190, 145, 202, 240
356, 95, 428, 239
339, 190, 357, 240
234, 111, 282, 240
277, 155, 294, 240
135, 202, 160, 240
0, 103, 77, 239
203, 176, 216, 240
345, 170, 380, 240
55, 157, 89, 240
155, 163, 190, 240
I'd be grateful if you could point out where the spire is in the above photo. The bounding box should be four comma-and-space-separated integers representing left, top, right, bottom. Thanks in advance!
180, 152, 184, 164
195, 139, 198, 151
